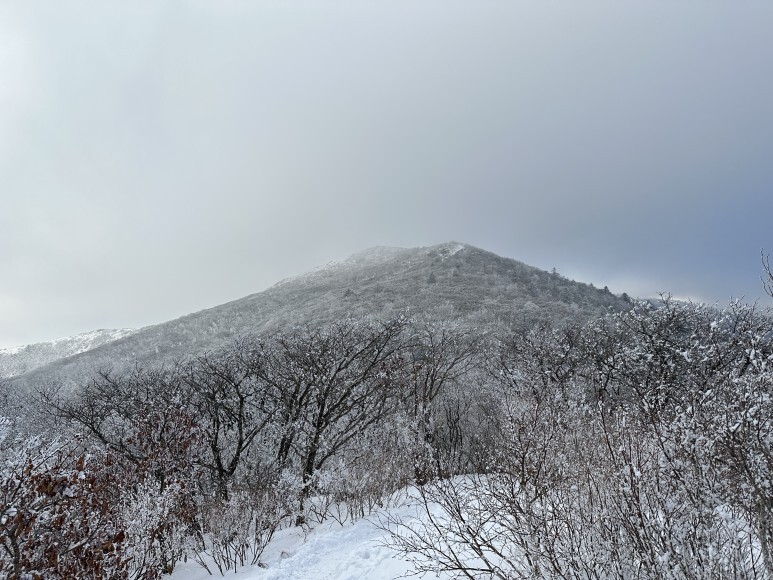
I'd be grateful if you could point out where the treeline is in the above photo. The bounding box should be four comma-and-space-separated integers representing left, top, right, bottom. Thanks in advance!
1, 299, 772, 578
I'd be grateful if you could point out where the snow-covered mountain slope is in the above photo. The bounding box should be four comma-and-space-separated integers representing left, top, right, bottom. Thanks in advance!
8, 242, 630, 392
0, 328, 136, 379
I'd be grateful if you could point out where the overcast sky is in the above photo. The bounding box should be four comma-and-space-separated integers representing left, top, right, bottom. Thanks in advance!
1, 1, 772, 348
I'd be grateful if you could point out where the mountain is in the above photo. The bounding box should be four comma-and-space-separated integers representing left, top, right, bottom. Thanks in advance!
0, 328, 136, 379
7, 242, 630, 392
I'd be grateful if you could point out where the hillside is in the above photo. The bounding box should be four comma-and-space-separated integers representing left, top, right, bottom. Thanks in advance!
0, 328, 135, 379
8, 242, 630, 392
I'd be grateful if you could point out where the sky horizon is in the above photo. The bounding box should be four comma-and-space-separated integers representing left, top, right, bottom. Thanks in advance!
2, 1, 772, 348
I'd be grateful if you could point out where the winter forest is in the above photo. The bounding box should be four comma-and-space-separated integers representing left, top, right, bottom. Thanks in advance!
2, 0, 772, 576
1, 254, 772, 579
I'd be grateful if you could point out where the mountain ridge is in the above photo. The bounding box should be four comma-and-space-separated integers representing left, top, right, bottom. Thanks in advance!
6, 242, 630, 392
0, 328, 136, 379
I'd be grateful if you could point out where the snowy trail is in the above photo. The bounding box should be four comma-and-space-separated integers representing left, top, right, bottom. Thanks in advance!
170, 501, 446, 580
257, 515, 411, 580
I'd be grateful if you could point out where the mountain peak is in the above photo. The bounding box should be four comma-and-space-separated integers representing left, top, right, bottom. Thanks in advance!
347, 241, 471, 263
345, 245, 409, 264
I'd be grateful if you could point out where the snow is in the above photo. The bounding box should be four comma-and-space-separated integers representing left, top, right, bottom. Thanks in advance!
0, 328, 135, 355
444, 243, 466, 256
169, 499, 447, 580
425, 242, 466, 260
0, 328, 136, 378
0, 345, 24, 355
0, 416, 9, 444
51, 328, 135, 346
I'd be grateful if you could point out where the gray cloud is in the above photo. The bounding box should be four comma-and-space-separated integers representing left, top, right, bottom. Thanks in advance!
1, 1, 772, 347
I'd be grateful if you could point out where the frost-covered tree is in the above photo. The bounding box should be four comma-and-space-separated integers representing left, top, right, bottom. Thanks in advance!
396, 322, 480, 483
184, 345, 276, 500
254, 317, 407, 521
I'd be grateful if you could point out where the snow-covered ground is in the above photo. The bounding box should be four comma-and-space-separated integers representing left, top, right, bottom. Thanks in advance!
170, 499, 446, 580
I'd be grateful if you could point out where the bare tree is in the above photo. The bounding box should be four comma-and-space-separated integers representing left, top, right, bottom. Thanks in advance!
763, 250, 773, 299
184, 345, 275, 500
397, 322, 480, 483
255, 317, 407, 522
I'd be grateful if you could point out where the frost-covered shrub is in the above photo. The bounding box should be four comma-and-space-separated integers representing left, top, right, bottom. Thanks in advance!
192, 483, 291, 575
389, 394, 769, 578
100, 403, 204, 577
388, 299, 773, 579
120, 479, 198, 579
0, 437, 127, 579
312, 458, 399, 525
43, 366, 213, 576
